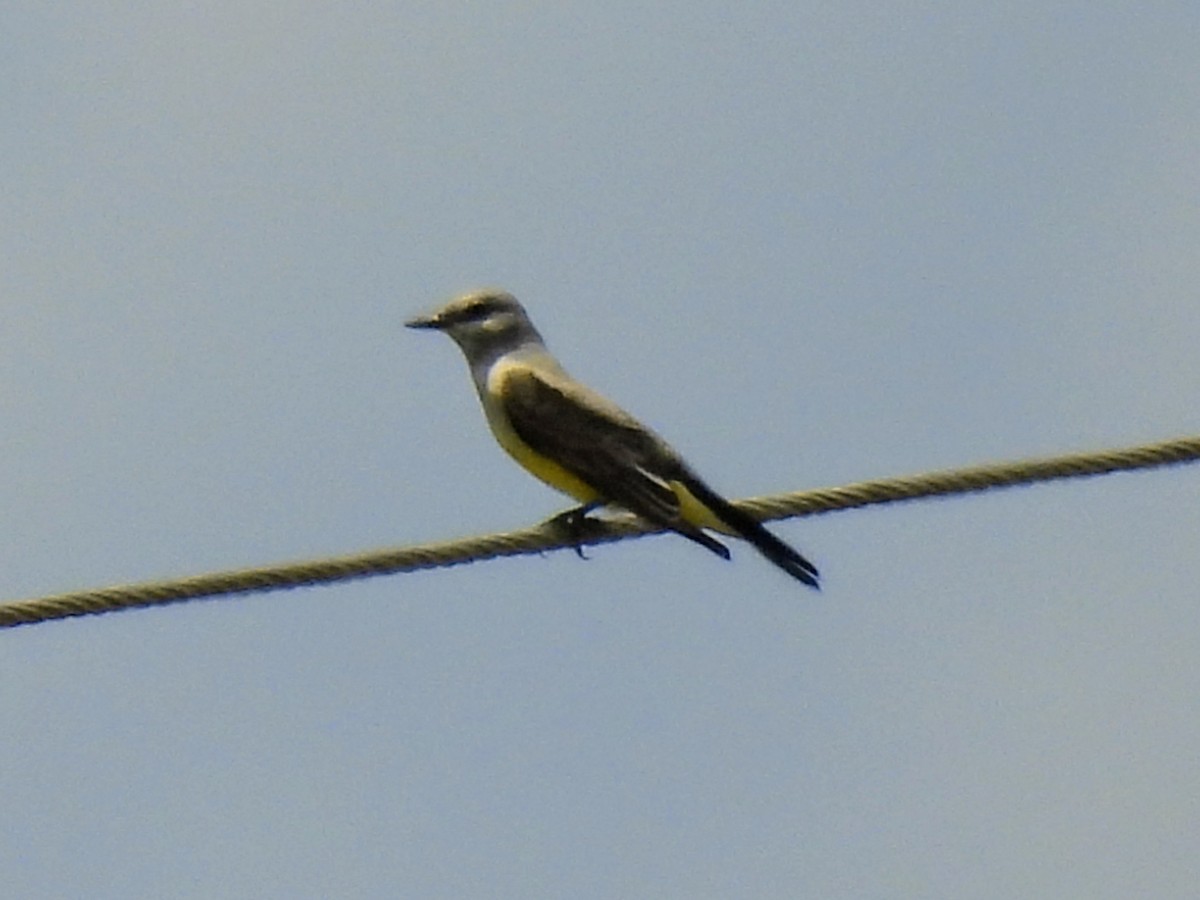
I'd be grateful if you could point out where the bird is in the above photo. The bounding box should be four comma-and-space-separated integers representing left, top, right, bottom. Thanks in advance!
406, 289, 819, 588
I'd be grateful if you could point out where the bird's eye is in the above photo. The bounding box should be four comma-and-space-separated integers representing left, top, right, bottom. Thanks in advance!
462, 297, 497, 320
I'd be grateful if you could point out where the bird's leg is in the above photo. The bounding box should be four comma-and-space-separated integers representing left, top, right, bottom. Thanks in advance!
544, 502, 603, 559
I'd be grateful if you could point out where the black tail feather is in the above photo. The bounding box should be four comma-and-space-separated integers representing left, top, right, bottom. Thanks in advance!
674, 523, 732, 560
681, 475, 820, 589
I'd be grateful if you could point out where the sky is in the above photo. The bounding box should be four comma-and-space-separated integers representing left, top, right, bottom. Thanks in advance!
4, 3, 1200, 897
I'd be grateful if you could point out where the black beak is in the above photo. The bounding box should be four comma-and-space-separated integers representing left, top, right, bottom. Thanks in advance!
405, 312, 442, 330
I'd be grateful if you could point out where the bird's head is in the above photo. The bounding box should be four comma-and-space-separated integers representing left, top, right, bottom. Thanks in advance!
406, 289, 541, 357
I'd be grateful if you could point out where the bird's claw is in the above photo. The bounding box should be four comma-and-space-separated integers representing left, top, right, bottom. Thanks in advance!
544, 504, 602, 559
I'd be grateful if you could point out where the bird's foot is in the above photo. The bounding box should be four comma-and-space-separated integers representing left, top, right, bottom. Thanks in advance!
543, 503, 603, 559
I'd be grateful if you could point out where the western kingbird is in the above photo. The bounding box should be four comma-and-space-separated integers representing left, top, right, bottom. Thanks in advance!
406, 289, 820, 588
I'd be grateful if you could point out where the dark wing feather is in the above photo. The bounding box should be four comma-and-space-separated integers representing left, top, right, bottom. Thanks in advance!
501, 365, 729, 557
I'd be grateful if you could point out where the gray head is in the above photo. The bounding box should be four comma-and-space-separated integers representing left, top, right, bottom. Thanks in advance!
406, 289, 544, 361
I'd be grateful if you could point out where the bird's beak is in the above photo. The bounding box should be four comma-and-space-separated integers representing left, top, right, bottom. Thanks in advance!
405, 311, 443, 330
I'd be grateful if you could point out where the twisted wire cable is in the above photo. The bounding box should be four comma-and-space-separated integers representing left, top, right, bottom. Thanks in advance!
3, 434, 1198, 629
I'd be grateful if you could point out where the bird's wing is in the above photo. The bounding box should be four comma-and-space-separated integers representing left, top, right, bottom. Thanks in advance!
497, 363, 686, 526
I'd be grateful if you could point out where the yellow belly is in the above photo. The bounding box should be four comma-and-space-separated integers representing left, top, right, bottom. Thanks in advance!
495, 421, 601, 504
481, 386, 600, 504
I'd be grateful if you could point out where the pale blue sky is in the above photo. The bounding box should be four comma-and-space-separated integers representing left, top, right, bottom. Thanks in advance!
4, 3, 1200, 897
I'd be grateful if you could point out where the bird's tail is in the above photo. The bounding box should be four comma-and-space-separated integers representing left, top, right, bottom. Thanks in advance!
679, 473, 820, 589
